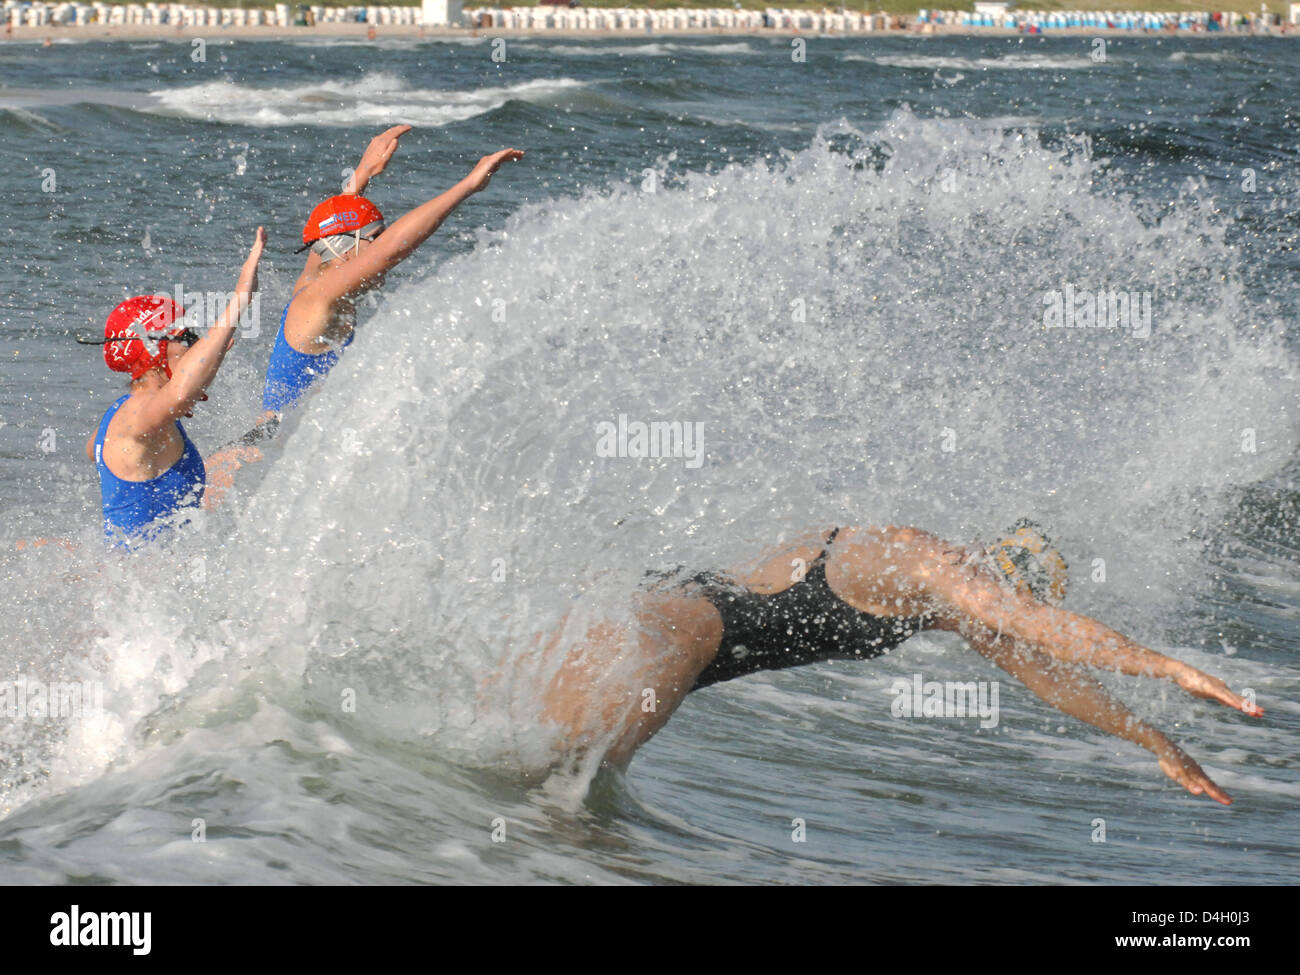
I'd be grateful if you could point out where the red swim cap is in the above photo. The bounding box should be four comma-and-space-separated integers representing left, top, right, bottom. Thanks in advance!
300, 194, 385, 252
103, 295, 185, 380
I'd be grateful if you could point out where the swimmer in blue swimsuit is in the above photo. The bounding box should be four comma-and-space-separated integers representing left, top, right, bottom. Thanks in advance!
519, 523, 1262, 805
84, 228, 266, 548
258, 126, 524, 421
93, 391, 206, 546
261, 291, 356, 413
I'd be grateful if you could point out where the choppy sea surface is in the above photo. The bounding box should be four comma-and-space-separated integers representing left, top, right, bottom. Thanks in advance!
1, 33, 1298, 884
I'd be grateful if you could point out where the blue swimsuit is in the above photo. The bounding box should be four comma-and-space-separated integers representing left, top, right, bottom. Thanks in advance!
261, 293, 355, 412
95, 395, 206, 547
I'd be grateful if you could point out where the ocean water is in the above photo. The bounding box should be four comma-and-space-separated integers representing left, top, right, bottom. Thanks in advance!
1, 33, 1298, 884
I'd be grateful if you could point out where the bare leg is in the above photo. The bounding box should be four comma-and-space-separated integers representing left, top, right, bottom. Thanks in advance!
535, 593, 722, 767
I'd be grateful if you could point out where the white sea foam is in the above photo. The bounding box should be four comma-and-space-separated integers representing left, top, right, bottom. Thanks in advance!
147, 72, 587, 127
1169, 51, 1236, 62
867, 53, 1095, 70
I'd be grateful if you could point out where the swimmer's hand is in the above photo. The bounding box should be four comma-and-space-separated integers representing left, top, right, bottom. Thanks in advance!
220, 227, 267, 348
1155, 740, 1231, 805
202, 445, 263, 509
240, 226, 267, 294
1172, 663, 1264, 717
464, 149, 525, 194
348, 124, 412, 193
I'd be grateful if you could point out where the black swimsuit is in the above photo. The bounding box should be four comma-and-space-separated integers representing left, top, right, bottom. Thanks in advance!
682, 528, 932, 691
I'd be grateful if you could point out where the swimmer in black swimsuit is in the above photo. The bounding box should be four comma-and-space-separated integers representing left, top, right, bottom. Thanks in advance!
525, 523, 1262, 805
684, 528, 935, 690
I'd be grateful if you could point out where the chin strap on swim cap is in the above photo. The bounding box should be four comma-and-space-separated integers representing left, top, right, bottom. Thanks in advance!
312, 232, 358, 261
310, 219, 385, 261
985, 519, 1069, 605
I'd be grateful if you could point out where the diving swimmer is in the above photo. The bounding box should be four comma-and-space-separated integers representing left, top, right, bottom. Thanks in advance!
258, 125, 525, 418
83, 228, 266, 547
529, 522, 1261, 804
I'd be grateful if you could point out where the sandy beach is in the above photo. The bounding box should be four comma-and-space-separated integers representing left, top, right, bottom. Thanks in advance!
6, 20, 1294, 39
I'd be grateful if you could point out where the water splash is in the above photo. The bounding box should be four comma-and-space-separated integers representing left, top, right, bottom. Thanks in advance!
3, 112, 1296, 815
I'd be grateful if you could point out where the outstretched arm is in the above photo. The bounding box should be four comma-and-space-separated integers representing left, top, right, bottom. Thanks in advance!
826, 525, 1262, 802
924, 542, 1262, 717
961, 620, 1232, 804
867, 527, 1262, 717
135, 228, 266, 431
303, 148, 525, 308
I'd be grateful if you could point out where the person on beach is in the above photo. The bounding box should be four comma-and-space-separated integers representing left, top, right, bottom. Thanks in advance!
83, 229, 265, 548
528, 521, 1261, 804
256, 126, 524, 425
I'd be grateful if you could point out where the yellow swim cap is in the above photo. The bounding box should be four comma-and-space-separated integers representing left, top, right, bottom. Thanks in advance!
985, 519, 1069, 605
